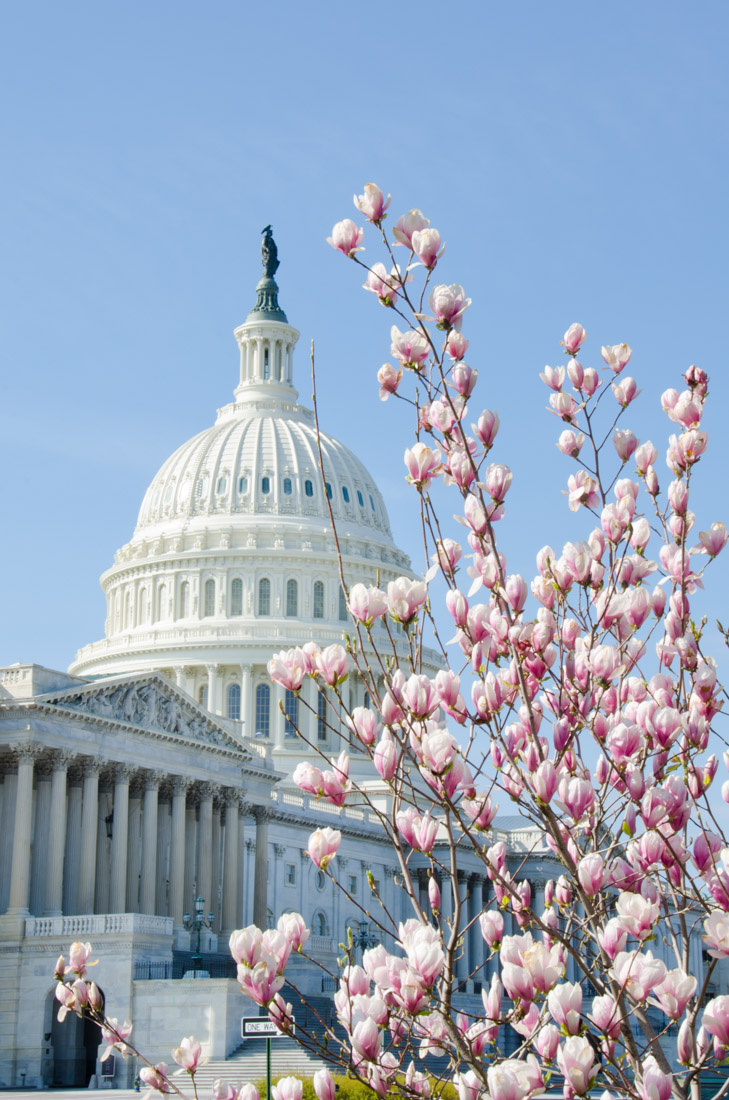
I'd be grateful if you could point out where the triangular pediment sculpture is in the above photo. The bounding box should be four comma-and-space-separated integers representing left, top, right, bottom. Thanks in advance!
39, 673, 246, 754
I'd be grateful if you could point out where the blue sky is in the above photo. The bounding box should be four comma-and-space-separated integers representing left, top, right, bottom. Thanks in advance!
2, 0, 727, 674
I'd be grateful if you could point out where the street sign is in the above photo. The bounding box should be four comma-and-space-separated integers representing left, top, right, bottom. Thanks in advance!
241, 1016, 295, 1039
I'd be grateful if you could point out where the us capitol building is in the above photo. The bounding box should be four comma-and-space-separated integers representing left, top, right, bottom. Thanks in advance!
0, 237, 705, 1087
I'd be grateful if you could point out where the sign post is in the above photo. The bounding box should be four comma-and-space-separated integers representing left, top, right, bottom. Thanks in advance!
241, 1017, 295, 1100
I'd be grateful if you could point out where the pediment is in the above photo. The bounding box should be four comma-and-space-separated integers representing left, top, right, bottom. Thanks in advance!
38, 673, 246, 754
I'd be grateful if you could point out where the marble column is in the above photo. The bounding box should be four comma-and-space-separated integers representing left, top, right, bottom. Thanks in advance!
212, 798, 222, 929
184, 800, 197, 916
206, 665, 222, 716
29, 759, 52, 915
169, 777, 189, 929
240, 664, 253, 738
77, 758, 102, 913
252, 807, 269, 929
140, 773, 161, 914
63, 776, 83, 914
466, 873, 482, 991
196, 783, 214, 914
43, 751, 73, 916
221, 791, 240, 934
109, 765, 133, 912
5, 744, 41, 921
126, 780, 143, 912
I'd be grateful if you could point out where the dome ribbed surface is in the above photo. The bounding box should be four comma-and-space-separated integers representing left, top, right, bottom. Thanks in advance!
135, 398, 393, 541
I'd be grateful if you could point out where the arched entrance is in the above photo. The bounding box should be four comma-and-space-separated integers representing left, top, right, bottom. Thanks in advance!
46, 986, 103, 1086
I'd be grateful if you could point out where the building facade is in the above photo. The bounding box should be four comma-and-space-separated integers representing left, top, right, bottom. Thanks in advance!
0, 246, 718, 1088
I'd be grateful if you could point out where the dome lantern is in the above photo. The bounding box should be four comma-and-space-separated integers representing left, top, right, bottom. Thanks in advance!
233, 227, 300, 403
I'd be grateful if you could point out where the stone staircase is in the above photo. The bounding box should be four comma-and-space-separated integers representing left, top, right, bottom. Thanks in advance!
189, 1038, 329, 1091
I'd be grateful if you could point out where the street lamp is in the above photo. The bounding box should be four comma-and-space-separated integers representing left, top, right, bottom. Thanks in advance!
183, 895, 214, 972
351, 919, 375, 960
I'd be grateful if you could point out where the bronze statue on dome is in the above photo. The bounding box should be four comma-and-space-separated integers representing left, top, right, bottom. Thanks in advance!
261, 226, 279, 278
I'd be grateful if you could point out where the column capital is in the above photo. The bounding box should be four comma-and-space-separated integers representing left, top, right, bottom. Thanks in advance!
245, 839, 255, 852
35, 757, 54, 780
273, 844, 286, 858
224, 787, 241, 806
252, 804, 274, 823
13, 741, 43, 763
143, 769, 165, 791
49, 749, 75, 772
112, 762, 136, 783
206, 663, 223, 675
79, 755, 105, 777
240, 663, 252, 674
198, 781, 215, 801
171, 775, 193, 795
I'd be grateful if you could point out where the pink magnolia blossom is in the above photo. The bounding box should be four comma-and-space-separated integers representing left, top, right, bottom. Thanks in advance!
348, 583, 387, 625
393, 208, 429, 248
589, 994, 620, 1039
702, 995, 729, 1048
602, 343, 632, 373
374, 730, 397, 780
611, 950, 667, 1001
486, 1057, 542, 1100
577, 853, 604, 896
387, 577, 427, 624
346, 707, 379, 746
354, 183, 390, 223
548, 982, 582, 1035
557, 429, 585, 457
562, 323, 586, 356
307, 827, 341, 870
99, 1018, 133, 1062
447, 329, 469, 360
451, 362, 476, 396
640, 1057, 672, 1100
327, 219, 364, 257
703, 911, 729, 959
267, 648, 306, 692
377, 362, 402, 400
313, 1069, 336, 1100
405, 442, 442, 488
485, 463, 513, 502
172, 1036, 203, 1072
428, 875, 441, 911
474, 409, 500, 448
390, 325, 430, 369
428, 284, 471, 330
613, 428, 638, 461
556, 1036, 598, 1095
272, 1077, 303, 1100
139, 1064, 172, 1094
411, 228, 444, 269
615, 891, 660, 940
363, 263, 399, 306
566, 470, 599, 512
540, 364, 565, 390
479, 910, 505, 948
239, 1087, 260, 1100
67, 941, 97, 977
652, 967, 697, 1019
277, 912, 310, 953
315, 644, 349, 687
697, 521, 728, 556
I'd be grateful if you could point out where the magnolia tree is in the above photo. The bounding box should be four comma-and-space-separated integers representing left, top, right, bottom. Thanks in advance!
54, 185, 729, 1100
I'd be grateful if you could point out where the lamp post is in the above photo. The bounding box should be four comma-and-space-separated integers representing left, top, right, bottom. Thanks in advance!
183, 895, 214, 972
351, 919, 375, 961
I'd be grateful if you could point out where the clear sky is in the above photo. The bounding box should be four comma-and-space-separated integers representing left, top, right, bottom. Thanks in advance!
2, 0, 727, 674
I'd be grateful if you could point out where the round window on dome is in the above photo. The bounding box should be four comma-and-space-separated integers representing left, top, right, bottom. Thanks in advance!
283, 477, 292, 495
304, 479, 314, 497
369, 494, 375, 510
238, 475, 248, 494
326, 482, 333, 500
342, 486, 350, 503
216, 475, 228, 495
357, 490, 364, 507
164, 484, 174, 505
261, 476, 271, 495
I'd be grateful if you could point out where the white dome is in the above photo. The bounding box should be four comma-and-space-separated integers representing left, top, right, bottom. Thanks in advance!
136, 395, 393, 543
69, 254, 436, 780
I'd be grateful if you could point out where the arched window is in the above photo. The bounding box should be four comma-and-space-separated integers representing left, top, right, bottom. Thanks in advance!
227, 683, 241, 720
317, 689, 327, 742
313, 580, 324, 619
261, 476, 271, 494
230, 578, 243, 616
198, 684, 208, 708
216, 475, 228, 494
304, 479, 314, 497
283, 477, 292, 495
286, 579, 298, 617
342, 486, 350, 503
369, 494, 375, 510
325, 482, 333, 500
179, 581, 189, 619
364, 691, 370, 710
156, 583, 167, 621
313, 912, 328, 937
238, 475, 248, 494
339, 586, 348, 622
258, 578, 271, 616
263, 347, 270, 380
255, 684, 270, 737
357, 490, 364, 507
284, 690, 298, 738
203, 578, 215, 617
